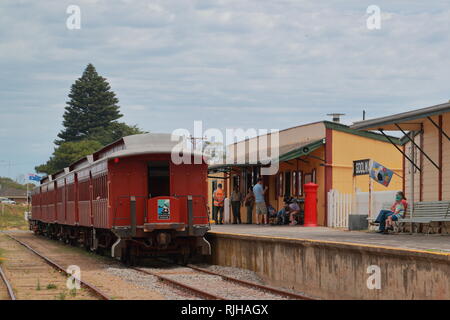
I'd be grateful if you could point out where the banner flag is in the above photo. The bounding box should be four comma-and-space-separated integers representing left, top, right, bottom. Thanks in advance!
369, 161, 394, 187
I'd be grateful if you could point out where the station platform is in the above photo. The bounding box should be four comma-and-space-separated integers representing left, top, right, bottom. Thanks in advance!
209, 224, 450, 254
206, 225, 450, 299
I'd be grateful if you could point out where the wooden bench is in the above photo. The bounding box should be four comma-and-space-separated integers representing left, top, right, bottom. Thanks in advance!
398, 201, 450, 234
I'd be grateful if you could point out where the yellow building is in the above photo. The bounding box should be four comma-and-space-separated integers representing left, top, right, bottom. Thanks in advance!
352, 102, 450, 203
208, 120, 403, 226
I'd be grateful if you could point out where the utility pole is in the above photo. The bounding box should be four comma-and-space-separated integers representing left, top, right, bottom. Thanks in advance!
189, 135, 207, 151
0, 160, 12, 178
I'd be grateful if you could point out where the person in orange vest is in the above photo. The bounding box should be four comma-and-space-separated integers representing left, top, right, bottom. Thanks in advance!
212, 184, 225, 224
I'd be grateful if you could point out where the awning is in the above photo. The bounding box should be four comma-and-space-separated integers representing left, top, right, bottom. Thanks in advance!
208, 138, 326, 172
276, 139, 325, 162
350, 101, 450, 173
351, 101, 450, 131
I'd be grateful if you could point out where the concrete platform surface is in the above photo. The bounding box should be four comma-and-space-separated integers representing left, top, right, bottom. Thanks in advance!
210, 225, 450, 254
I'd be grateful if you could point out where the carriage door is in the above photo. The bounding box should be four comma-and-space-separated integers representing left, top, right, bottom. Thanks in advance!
148, 161, 170, 198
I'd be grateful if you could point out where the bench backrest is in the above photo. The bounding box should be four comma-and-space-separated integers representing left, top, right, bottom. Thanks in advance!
404, 201, 450, 218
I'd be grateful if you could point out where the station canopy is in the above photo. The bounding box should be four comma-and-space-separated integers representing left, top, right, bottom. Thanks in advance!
208, 138, 325, 172
351, 101, 450, 173
351, 101, 450, 131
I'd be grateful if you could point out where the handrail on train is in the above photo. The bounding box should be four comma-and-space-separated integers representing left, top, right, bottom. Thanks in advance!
112, 194, 210, 228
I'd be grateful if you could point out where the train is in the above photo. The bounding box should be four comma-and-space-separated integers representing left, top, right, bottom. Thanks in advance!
29, 133, 211, 264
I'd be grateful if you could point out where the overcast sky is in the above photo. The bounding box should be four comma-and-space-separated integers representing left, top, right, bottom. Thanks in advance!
1, 0, 450, 180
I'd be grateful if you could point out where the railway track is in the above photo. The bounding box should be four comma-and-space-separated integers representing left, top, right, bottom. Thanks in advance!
4, 234, 111, 300
132, 266, 224, 300
4, 232, 313, 300
0, 265, 16, 300
132, 260, 313, 300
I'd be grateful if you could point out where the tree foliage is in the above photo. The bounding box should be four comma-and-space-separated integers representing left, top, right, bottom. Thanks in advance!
0, 177, 32, 191
56, 63, 123, 145
35, 64, 144, 175
35, 140, 103, 175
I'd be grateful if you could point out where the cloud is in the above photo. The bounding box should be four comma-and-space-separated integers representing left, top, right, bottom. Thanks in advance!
1, 0, 450, 178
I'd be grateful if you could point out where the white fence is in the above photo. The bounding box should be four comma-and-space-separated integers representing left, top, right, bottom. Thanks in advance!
327, 189, 397, 228
327, 190, 352, 228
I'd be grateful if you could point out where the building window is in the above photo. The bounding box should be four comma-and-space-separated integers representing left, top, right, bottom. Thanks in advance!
276, 172, 283, 198
233, 175, 240, 191
297, 171, 303, 196
284, 171, 291, 198
292, 171, 297, 196
304, 173, 312, 185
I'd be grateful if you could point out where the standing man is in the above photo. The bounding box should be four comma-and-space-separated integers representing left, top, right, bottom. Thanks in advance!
244, 187, 255, 224
212, 184, 225, 224
230, 185, 242, 224
253, 177, 268, 225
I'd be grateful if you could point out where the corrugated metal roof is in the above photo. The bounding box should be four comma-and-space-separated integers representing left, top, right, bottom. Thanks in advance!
276, 139, 325, 162
40, 133, 204, 184
351, 101, 450, 131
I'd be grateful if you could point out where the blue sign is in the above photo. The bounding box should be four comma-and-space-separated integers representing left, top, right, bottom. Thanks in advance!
28, 174, 41, 182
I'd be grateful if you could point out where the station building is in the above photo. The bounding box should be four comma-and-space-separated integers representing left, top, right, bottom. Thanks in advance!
351, 101, 450, 203
208, 120, 403, 226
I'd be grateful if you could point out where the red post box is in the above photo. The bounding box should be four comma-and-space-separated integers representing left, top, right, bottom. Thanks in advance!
304, 182, 318, 227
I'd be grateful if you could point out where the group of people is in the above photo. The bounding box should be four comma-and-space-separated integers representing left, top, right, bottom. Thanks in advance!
212, 178, 303, 226
212, 177, 267, 225
213, 179, 408, 233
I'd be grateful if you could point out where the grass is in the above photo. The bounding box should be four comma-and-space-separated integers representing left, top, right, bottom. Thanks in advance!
0, 204, 29, 230
46, 283, 57, 290
0, 247, 4, 264
58, 292, 66, 300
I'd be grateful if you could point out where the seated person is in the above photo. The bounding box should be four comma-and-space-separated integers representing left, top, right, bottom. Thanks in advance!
267, 204, 277, 225
288, 200, 301, 226
372, 191, 407, 234
276, 199, 291, 225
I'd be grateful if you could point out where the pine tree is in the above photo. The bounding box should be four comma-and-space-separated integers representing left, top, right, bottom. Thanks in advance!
56, 64, 122, 145
36, 64, 145, 175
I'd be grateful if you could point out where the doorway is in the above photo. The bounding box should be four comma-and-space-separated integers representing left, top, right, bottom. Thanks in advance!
148, 161, 170, 198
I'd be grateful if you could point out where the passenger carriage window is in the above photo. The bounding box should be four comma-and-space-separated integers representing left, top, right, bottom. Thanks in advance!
148, 161, 170, 198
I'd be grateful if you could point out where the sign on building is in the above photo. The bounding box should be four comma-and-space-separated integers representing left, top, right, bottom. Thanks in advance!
353, 159, 370, 176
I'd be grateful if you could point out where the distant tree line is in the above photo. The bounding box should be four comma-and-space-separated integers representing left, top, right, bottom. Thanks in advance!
36, 64, 144, 175
0, 177, 34, 191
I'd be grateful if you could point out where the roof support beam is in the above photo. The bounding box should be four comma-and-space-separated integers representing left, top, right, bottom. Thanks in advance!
378, 129, 421, 172
394, 123, 440, 171
427, 116, 450, 143
306, 155, 326, 163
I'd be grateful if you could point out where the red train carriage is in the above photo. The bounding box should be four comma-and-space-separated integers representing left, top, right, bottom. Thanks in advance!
30, 133, 211, 263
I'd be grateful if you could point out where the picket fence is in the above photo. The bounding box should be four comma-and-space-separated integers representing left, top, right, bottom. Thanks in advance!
327, 189, 397, 228
327, 189, 353, 228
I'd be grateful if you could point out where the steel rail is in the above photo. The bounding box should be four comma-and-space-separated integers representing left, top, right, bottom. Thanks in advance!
0, 265, 16, 300
131, 267, 225, 300
154, 258, 314, 300
6, 234, 111, 301
185, 264, 314, 300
